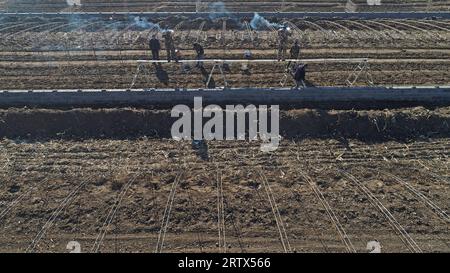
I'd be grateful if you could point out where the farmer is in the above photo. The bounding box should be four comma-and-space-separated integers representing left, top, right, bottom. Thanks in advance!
291, 63, 307, 89
163, 30, 177, 62
286, 39, 301, 69
149, 34, 161, 61
277, 27, 290, 61
290, 39, 300, 60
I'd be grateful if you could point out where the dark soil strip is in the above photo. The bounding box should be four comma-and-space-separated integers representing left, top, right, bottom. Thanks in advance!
0, 107, 448, 141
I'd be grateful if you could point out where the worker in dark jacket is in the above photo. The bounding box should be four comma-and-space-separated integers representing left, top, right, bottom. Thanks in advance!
149, 34, 161, 61
193, 43, 205, 68
291, 63, 307, 89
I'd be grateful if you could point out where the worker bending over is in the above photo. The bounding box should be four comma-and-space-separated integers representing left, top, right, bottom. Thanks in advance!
193, 43, 205, 68
291, 63, 307, 89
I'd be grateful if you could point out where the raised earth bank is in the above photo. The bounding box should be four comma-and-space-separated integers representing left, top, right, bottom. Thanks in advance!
0, 107, 448, 141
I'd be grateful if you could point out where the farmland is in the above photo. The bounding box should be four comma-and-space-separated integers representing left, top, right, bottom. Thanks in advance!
0, 2, 449, 253
3, 0, 450, 12
0, 13, 450, 89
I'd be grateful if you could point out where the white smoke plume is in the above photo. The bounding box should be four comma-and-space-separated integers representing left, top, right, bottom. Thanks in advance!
250, 13, 284, 30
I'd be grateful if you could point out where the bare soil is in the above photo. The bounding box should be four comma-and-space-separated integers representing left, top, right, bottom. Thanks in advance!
0, 107, 448, 253
0, 137, 448, 253
0, 107, 449, 141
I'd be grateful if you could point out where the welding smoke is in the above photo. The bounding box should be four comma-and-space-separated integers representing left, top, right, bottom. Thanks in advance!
133, 16, 169, 32
66, 0, 81, 6
250, 13, 284, 30
208, 2, 234, 20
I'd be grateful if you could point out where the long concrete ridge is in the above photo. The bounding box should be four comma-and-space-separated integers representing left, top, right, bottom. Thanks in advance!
1, 12, 450, 19
0, 86, 449, 110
